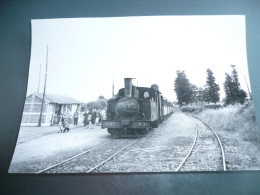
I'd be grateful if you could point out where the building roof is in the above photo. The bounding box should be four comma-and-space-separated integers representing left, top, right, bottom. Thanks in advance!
30, 92, 82, 104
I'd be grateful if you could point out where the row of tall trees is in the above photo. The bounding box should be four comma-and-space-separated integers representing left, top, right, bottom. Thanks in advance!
174, 65, 248, 106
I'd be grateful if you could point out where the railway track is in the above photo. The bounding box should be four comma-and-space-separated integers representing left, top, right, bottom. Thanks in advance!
192, 115, 226, 171
175, 125, 198, 171
175, 115, 226, 171
36, 139, 138, 174
35, 113, 226, 173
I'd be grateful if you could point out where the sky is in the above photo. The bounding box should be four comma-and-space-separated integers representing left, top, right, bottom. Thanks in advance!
27, 15, 250, 103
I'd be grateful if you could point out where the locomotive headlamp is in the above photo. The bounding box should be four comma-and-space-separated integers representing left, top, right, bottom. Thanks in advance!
144, 91, 149, 98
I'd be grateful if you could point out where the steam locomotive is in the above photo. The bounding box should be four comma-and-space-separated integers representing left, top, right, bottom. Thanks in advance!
101, 78, 174, 138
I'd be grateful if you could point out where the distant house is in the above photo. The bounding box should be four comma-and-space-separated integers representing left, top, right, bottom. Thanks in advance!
21, 92, 81, 126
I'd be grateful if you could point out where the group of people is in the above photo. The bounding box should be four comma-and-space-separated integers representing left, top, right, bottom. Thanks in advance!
56, 109, 103, 132
83, 109, 102, 129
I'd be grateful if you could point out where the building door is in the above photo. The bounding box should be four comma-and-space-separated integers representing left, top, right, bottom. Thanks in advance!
58, 105, 62, 115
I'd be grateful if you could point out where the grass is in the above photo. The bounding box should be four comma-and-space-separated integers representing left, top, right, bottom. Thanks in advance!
180, 101, 260, 170
195, 101, 260, 142
180, 103, 222, 113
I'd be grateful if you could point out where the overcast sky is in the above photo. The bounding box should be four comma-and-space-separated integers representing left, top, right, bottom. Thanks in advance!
28, 15, 250, 103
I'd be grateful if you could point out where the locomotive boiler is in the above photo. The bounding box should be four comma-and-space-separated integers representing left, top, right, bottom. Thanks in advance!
101, 78, 173, 138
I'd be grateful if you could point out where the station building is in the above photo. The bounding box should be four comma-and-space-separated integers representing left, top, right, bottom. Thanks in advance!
21, 92, 81, 126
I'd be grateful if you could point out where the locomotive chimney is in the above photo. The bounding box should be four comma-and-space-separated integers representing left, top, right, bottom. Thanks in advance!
124, 78, 133, 98
132, 85, 136, 98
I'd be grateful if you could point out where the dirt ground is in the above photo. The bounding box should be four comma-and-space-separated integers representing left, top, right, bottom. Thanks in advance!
9, 111, 260, 173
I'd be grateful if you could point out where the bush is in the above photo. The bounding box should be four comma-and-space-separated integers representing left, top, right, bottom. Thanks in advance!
181, 106, 204, 113
197, 102, 260, 142
203, 104, 222, 109
180, 104, 222, 113
235, 102, 259, 141
237, 101, 256, 120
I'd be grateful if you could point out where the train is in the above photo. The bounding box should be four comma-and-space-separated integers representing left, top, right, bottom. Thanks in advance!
101, 78, 174, 138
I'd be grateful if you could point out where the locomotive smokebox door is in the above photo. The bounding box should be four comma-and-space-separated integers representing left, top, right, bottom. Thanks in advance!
116, 97, 139, 118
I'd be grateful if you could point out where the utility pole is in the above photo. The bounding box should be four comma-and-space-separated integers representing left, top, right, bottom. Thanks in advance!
37, 64, 42, 93
244, 75, 252, 100
112, 80, 114, 98
112, 70, 114, 98
38, 46, 49, 127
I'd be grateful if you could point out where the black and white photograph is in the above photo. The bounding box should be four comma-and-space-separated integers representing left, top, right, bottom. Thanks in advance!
8, 15, 260, 174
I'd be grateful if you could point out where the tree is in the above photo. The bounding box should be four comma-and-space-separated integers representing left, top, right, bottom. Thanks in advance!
223, 65, 247, 105
202, 86, 211, 104
231, 65, 247, 104
190, 84, 198, 105
205, 69, 220, 104
174, 70, 192, 106
85, 96, 107, 110
223, 73, 233, 105
197, 87, 205, 105
237, 89, 247, 104
98, 95, 105, 100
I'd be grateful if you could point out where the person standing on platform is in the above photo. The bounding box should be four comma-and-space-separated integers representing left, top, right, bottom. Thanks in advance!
83, 111, 89, 128
73, 110, 79, 126
63, 112, 71, 132
90, 110, 97, 129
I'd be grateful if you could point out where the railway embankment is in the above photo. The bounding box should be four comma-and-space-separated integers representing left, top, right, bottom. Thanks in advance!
182, 101, 260, 170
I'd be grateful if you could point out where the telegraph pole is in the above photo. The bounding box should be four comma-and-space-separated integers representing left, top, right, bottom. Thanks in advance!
37, 64, 41, 93
112, 70, 114, 98
244, 75, 252, 100
38, 46, 49, 127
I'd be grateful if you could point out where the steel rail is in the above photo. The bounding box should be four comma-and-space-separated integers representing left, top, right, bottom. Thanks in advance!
36, 141, 110, 174
175, 125, 198, 172
86, 139, 138, 173
192, 115, 227, 171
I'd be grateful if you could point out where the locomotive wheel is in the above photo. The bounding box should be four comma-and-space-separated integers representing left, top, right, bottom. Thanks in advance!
107, 128, 118, 138
136, 128, 148, 135
107, 128, 115, 134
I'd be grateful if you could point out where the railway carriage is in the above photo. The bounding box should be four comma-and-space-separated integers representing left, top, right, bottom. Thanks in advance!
101, 78, 173, 138
161, 97, 174, 120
